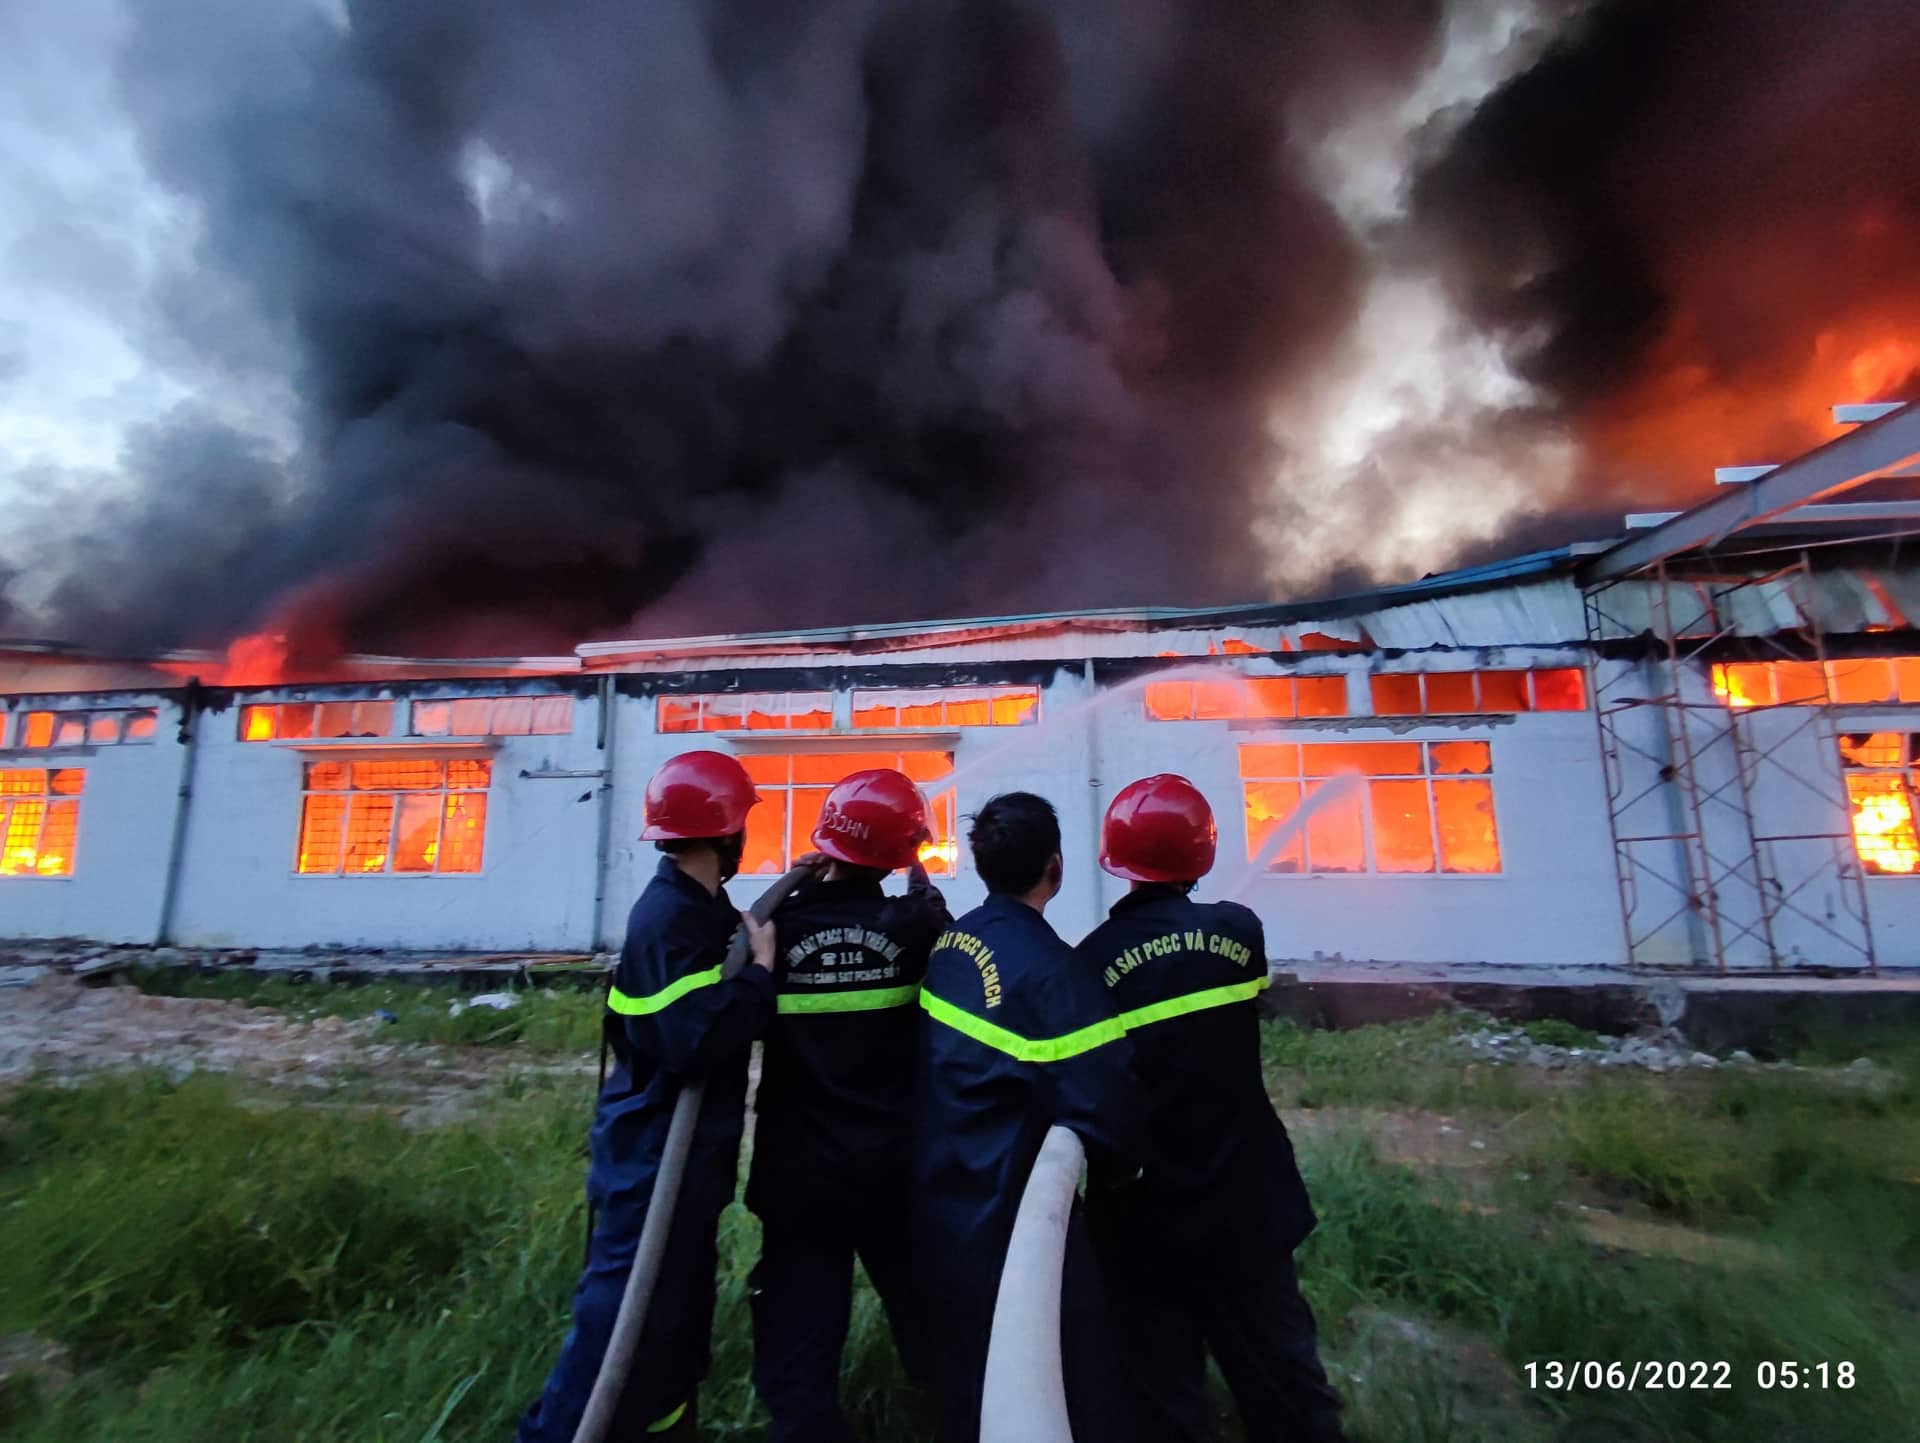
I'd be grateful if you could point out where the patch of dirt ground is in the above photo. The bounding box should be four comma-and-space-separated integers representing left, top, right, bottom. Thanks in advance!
0, 972, 586, 1120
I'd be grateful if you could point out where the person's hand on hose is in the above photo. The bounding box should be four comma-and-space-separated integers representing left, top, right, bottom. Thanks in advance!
744, 913, 777, 972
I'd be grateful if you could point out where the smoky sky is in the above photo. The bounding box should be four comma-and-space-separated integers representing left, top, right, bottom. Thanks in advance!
6, 0, 1920, 656
1410, 0, 1920, 495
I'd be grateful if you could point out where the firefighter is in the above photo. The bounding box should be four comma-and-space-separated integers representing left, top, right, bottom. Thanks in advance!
912, 791, 1140, 1443
747, 768, 950, 1442
518, 750, 778, 1443
1078, 773, 1344, 1443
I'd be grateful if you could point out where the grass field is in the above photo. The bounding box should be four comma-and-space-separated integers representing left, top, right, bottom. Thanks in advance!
2, 981, 1916, 1441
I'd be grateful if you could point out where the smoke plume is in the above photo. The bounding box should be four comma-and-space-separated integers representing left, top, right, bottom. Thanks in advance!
4, 0, 1920, 656
1411, 0, 1920, 500
4, 0, 1445, 655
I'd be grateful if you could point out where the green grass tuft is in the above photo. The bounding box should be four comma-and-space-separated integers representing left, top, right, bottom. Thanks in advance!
4, 1006, 1916, 1441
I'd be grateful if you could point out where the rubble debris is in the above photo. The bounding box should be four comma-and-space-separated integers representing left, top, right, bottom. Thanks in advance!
1453, 1024, 1728, 1072
1452, 1021, 1900, 1083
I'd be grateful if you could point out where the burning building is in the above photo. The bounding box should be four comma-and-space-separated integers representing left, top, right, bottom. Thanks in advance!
5, 405, 1920, 973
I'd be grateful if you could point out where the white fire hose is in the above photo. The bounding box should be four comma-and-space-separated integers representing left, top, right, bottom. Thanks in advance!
571, 861, 815, 1443
980, 1123, 1087, 1443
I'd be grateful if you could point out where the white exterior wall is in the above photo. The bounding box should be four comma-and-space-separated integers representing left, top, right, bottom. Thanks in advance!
601, 656, 1625, 966
167, 687, 604, 952
1701, 689, 1920, 970
1, 692, 184, 944
9, 635, 1918, 969
1080, 654, 1624, 966
601, 667, 1112, 944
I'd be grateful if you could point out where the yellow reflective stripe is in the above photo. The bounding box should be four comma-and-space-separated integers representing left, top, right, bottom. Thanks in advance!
646, 1401, 688, 1433
778, 983, 920, 1015
607, 966, 723, 1016
920, 989, 1125, 1062
1114, 976, 1269, 1033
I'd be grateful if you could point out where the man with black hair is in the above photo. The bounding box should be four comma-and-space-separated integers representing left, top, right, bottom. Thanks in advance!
1078, 774, 1343, 1443
519, 750, 778, 1443
911, 791, 1140, 1443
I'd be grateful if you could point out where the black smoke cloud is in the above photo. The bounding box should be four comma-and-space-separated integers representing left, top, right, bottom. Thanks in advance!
14, 0, 1449, 655
1410, 0, 1920, 495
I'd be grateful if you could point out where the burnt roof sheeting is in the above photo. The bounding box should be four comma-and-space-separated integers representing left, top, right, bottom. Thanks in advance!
1589, 566, 1920, 640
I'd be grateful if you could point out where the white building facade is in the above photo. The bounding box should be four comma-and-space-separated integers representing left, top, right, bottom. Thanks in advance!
7, 541, 1920, 972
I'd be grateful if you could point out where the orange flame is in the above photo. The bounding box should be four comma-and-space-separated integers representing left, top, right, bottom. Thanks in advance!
1850, 780, 1920, 875
1848, 339, 1920, 400
1711, 663, 1766, 708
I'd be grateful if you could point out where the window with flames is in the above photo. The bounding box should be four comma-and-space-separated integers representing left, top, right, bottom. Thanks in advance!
1145, 675, 1347, 721
1838, 732, 1920, 876
739, 751, 957, 877
849, 688, 1038, 729
8, 710, 158, 748
1239, 741, 1501, 875
659, 692, 834, 733
243, 701, 396, 742
657, 686, 1039, 733
1369, 669, 1586, 715
296, 758, 491, 876
0, 768, 83, 878
1716, 658, 1920, 709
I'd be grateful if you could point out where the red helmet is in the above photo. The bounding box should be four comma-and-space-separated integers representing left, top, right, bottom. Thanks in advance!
812, 768, 932, 871
1100, 773, 1217, 883
640, 750, 760, 840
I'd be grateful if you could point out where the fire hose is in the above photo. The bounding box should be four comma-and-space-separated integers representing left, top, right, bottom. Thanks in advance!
571, 860, 816, 1443
980, 1124, 1086, 1443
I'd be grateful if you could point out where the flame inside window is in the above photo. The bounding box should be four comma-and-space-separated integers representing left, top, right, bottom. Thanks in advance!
1716, 658, 1920, 710
659, 692, 836, 733
1238, 741, 1500, 875
296, 758, 490, 876
13, 709, 156, 748
738, 750, 957, 877
1838, 732, 1920, 875
0, 768, 83, 877
849, 687, 1039, 731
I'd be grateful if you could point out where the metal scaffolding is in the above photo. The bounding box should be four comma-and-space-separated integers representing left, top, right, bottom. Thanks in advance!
1583, 552, 1876, 973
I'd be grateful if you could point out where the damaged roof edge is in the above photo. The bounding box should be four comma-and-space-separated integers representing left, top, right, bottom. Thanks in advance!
577, 545, 1599, 660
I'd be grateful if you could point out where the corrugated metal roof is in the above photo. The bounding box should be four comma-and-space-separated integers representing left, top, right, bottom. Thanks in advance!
576, 545, 1594, 662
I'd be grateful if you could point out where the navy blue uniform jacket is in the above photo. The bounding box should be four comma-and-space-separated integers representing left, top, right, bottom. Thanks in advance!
911, 893, 1141, 1266
591, 857, 778, 1217
747, 870, 949, 1216
1076, 887, 1315, 1256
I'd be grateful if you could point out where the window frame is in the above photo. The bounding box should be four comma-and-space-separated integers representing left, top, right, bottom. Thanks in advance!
8, 708, 159, 749
0, 767, 84, 879
735, 748, 959, 878
1837, 730, 1920, 878
1368, 669, 1587, 717
292, 756, 493, 879
409, 694, 573, 738
1238, 739, 1503, 878
241, 700, 397, 743
847, 686, 1040, 731
1143, 673, 1349, 722
1717, 658, 1920, 709
657, 692, 838, 734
